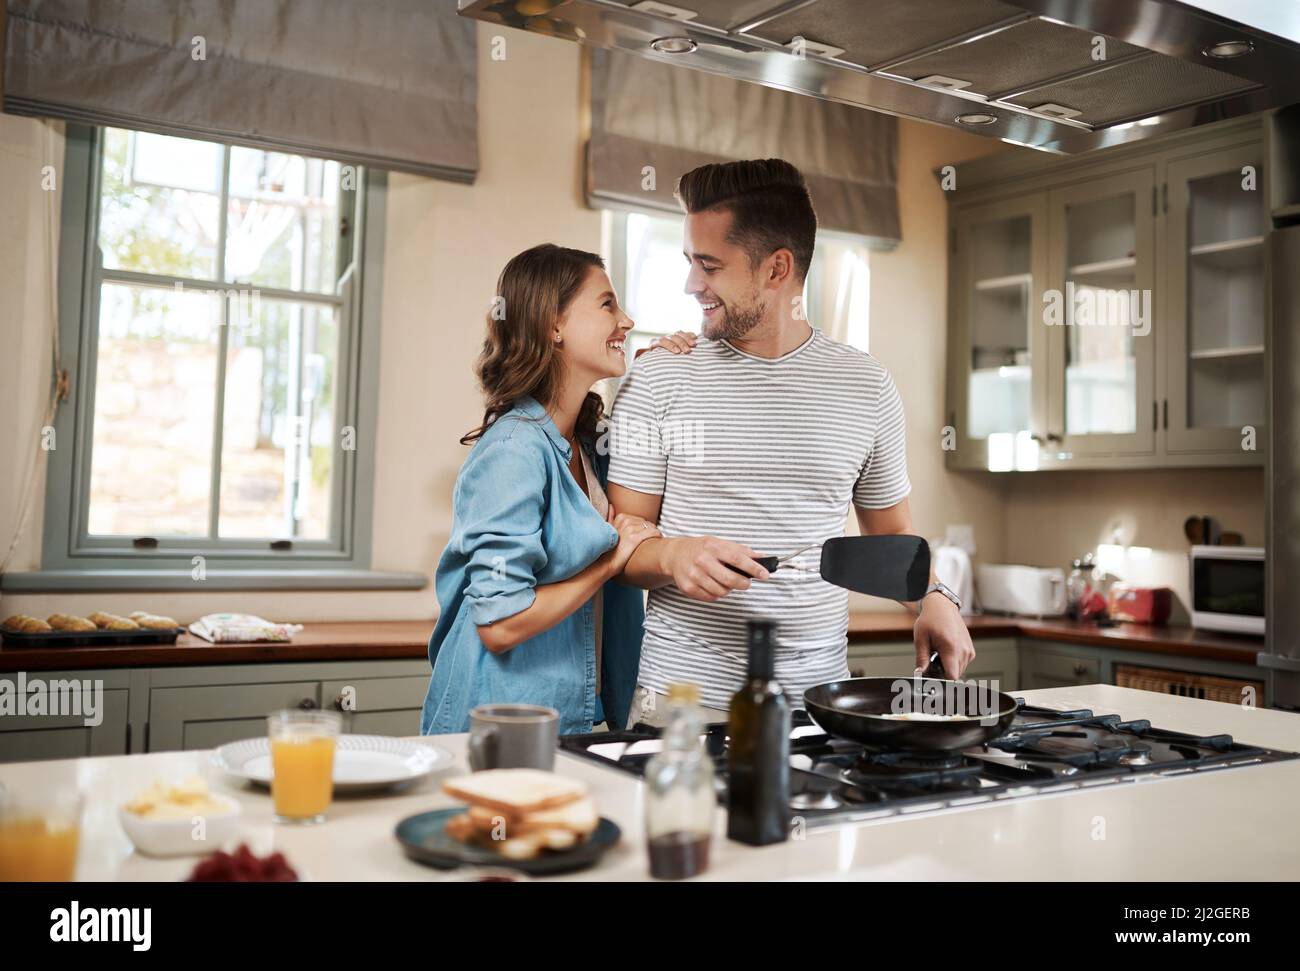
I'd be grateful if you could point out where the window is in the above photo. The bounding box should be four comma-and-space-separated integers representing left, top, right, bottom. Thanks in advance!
35, 126, 399, 586
605, 210, 871, 356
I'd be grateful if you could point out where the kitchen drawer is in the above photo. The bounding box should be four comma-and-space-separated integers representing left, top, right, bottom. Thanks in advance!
0, 689, 129, 763
1020, 648, 1100, 689
320, 676, 428, 736
148, 681, 321, 752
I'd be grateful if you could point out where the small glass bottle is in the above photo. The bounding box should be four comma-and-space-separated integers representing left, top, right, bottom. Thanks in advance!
643, 682, 715, 880
1067, 554, 1096, 620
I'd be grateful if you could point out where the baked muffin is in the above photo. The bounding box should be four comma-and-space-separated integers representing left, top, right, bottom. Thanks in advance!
134, 613, 178, 630
49, 614, 97, 632
105, 617, 140, 631
19, 617, 53, 633
2, 614, 34, 632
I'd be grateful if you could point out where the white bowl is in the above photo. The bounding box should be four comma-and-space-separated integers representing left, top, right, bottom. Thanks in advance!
118, 796, 242, 857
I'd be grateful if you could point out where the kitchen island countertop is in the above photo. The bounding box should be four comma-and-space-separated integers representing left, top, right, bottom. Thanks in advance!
5, 686, 1297, 882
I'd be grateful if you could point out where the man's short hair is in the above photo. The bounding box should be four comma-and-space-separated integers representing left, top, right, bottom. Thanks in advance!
675, 158, 817, 281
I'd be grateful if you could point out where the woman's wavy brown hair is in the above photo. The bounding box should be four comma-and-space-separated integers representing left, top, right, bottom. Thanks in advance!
461, 243, 608, 446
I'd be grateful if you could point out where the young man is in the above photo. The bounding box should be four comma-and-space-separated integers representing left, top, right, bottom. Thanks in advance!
607, 158, 975, 724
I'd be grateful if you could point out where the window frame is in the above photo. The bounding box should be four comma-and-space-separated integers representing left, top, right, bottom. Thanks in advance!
32, 124, 407, 588
604, 208, 867, 351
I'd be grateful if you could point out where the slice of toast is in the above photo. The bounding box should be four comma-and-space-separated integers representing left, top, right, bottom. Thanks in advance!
443, 769, 586, 817
467, 796, 598, 837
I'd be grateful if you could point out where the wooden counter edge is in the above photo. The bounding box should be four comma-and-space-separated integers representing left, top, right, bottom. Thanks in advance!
0, 615, 1263, 672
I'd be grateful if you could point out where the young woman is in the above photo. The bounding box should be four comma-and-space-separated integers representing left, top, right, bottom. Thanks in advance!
420, 244, 660, 735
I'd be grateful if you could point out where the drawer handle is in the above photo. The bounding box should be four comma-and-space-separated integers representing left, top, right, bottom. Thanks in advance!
850, 668, 864, 678
333, 693, 349, 712
1072, 663, 1088, 676
297, 697, 318, 710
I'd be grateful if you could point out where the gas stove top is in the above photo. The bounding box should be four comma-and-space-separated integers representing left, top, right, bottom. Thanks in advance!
560, 702, 1300, 828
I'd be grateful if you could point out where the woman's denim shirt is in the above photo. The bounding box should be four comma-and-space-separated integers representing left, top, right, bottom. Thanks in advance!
420, 397, 644, 736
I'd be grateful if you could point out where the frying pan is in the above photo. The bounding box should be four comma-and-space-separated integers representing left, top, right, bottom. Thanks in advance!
727, 535, 931, 602
803, 652, 1019, 752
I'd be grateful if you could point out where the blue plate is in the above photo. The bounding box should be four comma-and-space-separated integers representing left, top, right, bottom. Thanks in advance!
395, 807, 621, 876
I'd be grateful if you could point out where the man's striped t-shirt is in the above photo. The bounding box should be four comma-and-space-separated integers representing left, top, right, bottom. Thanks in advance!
606, 328, 912, 711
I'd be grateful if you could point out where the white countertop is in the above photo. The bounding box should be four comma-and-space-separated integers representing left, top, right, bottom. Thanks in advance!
5, 686, 1300, 882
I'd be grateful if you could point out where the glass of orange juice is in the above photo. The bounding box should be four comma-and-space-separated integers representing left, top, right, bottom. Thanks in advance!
0, 786, 83, 881
267, 710, 341, 825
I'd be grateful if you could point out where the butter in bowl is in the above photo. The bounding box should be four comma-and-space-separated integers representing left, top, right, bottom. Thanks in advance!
118, 777, 242, 857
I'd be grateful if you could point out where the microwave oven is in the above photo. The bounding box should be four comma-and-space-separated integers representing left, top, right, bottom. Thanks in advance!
1190, 545, 1264, 636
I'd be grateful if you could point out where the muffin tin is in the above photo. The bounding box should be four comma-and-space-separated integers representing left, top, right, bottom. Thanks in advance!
0, 626, 185, 648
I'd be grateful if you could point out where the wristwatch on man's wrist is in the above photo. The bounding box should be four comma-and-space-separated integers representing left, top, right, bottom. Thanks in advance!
923, 580, 962, 610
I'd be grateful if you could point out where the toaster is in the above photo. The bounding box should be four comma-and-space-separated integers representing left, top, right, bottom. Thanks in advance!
976, 564, 1067, 618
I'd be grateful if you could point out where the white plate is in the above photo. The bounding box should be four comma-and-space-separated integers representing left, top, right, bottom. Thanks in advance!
211, 735, 453, 793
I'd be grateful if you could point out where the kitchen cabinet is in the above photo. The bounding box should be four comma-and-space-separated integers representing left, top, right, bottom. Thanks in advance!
846, 638, 1019, 690
1162, 143, 1267, 459
948, 196, 1049, 470
945, 117, 1268, 470
1044, 168, 1157, 460
1018, 644, 1101, 690
145, 660, 430, 753
148, 680, 323, 751
319, 675, 428, 736
0, 668, 131, 764
0, 658, 430, 760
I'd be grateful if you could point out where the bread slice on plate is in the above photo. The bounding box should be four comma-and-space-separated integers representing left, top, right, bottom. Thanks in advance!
443, 769, 586, 817
466, 796, 598, 837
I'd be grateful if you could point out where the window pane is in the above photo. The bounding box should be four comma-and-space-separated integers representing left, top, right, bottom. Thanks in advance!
98, 129, 222, 278
623, 212, 703, 356
226, 147, 341, 294
87, 283, 219, 536
1063, 194, 1137, 436
807, 232, 870, 352
218, 299, 339, 540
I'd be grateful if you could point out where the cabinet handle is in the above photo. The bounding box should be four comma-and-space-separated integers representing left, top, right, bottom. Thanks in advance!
332, 693, 349, 712
1046, 432, 1062, 443
297, 697, 318, 710
850, 668, 865, 678
1163, 399, 1168, 430
1072, 663, 1088, 676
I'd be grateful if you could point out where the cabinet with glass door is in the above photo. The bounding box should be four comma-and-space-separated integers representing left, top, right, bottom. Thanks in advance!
947, 195, 1049, 471
1162, 144, 1266, 462
1042, 168, 1157, 461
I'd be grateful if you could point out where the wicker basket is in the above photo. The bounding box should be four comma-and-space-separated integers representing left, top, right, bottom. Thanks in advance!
1115, 663, 1264, 705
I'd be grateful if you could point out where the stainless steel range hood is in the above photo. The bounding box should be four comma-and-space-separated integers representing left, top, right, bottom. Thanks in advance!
458, 0, 1300, 153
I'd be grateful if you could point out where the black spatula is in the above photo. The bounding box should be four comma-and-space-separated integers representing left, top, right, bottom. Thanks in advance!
727, 535, 931, 601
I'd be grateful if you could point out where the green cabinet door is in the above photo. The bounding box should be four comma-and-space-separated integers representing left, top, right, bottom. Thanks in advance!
320, 675, 429, 737
148, 681, 321, 752
0, 689, 129, 763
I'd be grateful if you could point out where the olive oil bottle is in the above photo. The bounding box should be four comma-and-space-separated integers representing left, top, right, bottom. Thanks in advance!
726, 618, 790, 846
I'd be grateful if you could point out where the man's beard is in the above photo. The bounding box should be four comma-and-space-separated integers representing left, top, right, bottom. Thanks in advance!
702, 297, 764, 341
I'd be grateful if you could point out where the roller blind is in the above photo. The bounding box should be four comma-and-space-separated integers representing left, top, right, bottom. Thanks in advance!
3, 0, 478, 181
587, 49, 899, 247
